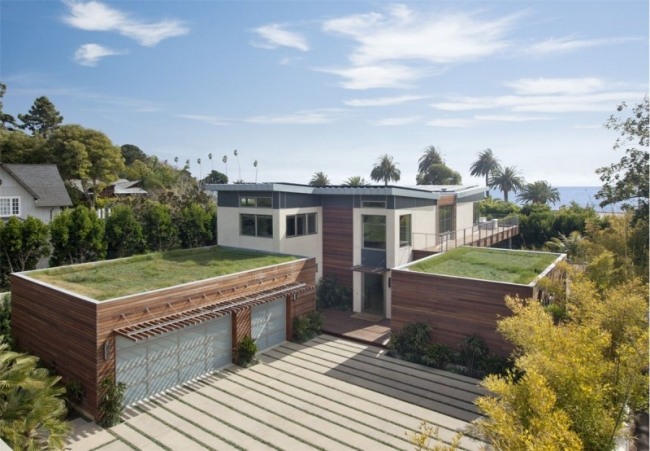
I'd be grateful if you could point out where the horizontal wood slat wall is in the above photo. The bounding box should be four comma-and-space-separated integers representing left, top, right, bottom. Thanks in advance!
285, 288, 316, 340
12, 257, 316, 419
322, 206, 354, 290
391, 270, 533, 356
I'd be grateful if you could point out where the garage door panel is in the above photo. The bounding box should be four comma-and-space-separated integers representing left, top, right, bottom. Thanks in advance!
252, 298, 286, 351
116, 314, 232, 406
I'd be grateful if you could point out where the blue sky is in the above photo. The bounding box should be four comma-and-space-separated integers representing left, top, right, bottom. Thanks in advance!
1, 1, 648, 186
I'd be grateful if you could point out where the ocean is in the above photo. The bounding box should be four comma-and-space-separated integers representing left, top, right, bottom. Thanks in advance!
488, 186, 624, 213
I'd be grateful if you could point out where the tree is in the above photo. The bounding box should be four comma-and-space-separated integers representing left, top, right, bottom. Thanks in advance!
517, 180, 561, 205
474, 271, 649, 450
177, 202, 214, 248
0, 336, 69, 449
342, 175, 367, 186
120, 144, 147, 166
201, 170, 228, 185
0, 83, 16, 130
417, 146, 461, 185
309, 171, 330, 186
0, 129, 43, 163
544, 231, 585, 262
417, 146, 444, 174
233, 149, 241, 182
222, 154, 228, 179
253, 159, 258, 183
596, 97, 649, 223
488, 166, 525, 202
0, 216, 50, 274
49, 206, 106, 266
416, 164, 462, 185
44, 125, 124, 207
370, 154, 400, 186
17, 96, 63, 138
139, 201, 179, 252
105, 205, 145, 259
470, 148, 501, 189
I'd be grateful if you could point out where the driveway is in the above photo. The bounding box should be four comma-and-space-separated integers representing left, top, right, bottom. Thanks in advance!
66, 335, 486, 450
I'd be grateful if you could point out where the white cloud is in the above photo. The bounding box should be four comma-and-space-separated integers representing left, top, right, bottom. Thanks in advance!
319, 5, 518, 90
178, 114, 229, 126
426, 118, 473, 128
475, 114, 551, 122
316, 64, 422, 90
63, 1, 189, 47
529, 36, 641, 55
253, 24, 309, 51
73, 43, 126, 66
369, 116, 422, 126
344, 95, 426, 107
504, 77, 607, 95
246, 109, 341, 125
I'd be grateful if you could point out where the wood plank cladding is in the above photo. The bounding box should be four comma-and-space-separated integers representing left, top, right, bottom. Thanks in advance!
11, 257, 316, 419
322, 206, 354, 290
390, 270, 533, 356
437, 195, 456, 207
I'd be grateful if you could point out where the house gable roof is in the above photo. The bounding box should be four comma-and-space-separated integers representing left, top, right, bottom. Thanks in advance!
1, 164, 73, 207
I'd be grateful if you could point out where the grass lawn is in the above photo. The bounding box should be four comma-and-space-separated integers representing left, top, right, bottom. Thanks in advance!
30, 246, 297, 301
409, 247, 560, 284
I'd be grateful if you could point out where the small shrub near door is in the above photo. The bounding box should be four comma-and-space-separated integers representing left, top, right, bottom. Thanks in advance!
234, 335, 258, 367
387, 322, 432, 363
292, 311, 324, 343
316, 275, 352, 310
97, 376, 126, 428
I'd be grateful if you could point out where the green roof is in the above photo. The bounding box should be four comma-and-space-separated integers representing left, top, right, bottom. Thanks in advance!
29, 246, 298, 301
407, 247, 561, 285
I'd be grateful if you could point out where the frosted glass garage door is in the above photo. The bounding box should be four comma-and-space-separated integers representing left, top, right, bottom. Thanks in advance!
116, 314, 232, 406
251, 298, 286, 351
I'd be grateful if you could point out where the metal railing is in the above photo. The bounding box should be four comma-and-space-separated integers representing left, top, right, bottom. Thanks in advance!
412, 215, 520, 253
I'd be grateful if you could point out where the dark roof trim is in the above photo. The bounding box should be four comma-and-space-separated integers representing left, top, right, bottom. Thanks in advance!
114, 282, 312, 341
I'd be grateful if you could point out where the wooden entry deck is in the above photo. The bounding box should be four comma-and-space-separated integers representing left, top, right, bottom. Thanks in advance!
321, 309, 391, 347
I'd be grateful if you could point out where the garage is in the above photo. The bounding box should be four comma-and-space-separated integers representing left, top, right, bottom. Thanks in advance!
116, 314, 232, 406
251, 297, 286, 350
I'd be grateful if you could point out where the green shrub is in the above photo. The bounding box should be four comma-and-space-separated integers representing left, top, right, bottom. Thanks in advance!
316, 275, 352, 310
97, 377, 126, 428
544, 303, 569, 324
422, 343, 454, 369
388, 322, 432, 363
292, 311, 324, 343
458, 334, 490, 378
234, 335, 257, 367
64, 379, 84, 409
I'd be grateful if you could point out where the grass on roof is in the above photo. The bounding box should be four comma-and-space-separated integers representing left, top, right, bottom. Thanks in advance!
409, 247, 559, 285
30, 246, 297, 301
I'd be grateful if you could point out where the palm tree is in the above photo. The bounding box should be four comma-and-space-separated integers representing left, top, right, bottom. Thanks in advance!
233, 149, 241, 182
309, 171, 330, 186
208, 153, 213, 171
418, 145, 444, 174
370, 154, 401, 186
253, 160, 258, 183
197, 158, 202, 180
416, 164, 462, 185
488, 166, 525, 202
343, 175, 367, 187
518, 180, 561, 205
544, 231, 584, 262
470, 148, 501, 190
0, 337, 69, 449
222, 155, 228, 179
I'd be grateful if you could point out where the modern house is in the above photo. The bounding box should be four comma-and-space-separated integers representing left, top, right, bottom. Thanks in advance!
206, 183, 519, 319
0, 163, 72, 223
10, 247, 317, 417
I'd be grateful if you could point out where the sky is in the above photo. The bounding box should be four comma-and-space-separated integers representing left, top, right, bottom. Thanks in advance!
1, 0, 648, 187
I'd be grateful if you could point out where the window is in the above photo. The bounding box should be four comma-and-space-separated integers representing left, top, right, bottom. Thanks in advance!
399, 214, 412, 247
0, 197, 20, 217
240, 214, 273, 237
286, 213, 317, 237
240, 196, 272, 208
439, 205, 454, 234
363, 215, 386, 249
361, 200, 386, 208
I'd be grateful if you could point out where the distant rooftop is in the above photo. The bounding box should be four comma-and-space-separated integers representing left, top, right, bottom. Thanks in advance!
27, 246, 298, 301
1, 163, 72, 207
406, 247, 562, 285
205, 182, 485, 200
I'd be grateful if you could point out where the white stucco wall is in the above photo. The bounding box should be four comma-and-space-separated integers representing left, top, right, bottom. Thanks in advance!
456, 201, 476, 231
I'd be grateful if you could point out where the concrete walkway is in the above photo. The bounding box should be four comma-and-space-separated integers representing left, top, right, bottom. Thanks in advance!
66, 335, 487, 450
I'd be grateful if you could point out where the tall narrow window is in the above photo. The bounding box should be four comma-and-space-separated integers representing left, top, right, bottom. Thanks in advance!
399, 214, 412, 247
363, 215, 386, 249
438, 205, 454, 234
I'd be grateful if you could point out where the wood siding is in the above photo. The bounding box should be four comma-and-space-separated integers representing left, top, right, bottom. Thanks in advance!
12, 257, 316, 418
322, 206, 354, 290
390, 270, 534, 356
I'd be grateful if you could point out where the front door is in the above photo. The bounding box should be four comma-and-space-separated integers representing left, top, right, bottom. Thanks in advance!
362, 273, 384, 316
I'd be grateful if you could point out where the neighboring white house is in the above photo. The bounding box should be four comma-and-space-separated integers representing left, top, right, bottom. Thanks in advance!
206, 183, 499, 318
0, 164, 72, 223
